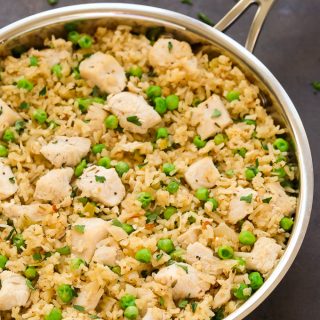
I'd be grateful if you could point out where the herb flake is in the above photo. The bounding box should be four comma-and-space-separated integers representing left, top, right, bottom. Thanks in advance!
240, 193, 253, 203
262, 197, 272, 204
95, 175, 106, 183
212, 108, 222, 118
181, 0, 193, 4
74, 225, 85, 234
312, 81, 320, 91
73, 305, 85, 312
127, 115, 142, 126
198, 13, 214, 26
168, 41, 173, 52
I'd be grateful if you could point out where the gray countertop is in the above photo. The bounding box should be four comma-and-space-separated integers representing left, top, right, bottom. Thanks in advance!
0, 0, 319, 319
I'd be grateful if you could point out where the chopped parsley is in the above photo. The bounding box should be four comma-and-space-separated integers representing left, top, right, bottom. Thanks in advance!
178, 299, 188, 308
159, 296, 165, 307
177, 264, 188, 273
212, 108, 222, 118
26, 279, 35, 290
156, 253, 163, 261
181, 0, 193, 4
74, 225, 85, 234
95, 175, 106, 183
127, 115, 142, 126
191, 301, 198, 312
168, 41, 173, 52
312, 81, 320, 91
137, 161, 148, 168
8, 177, 15, 184
240, 193, 253, 203
262, 197, 272, 204
39, 86, 47, 96
73, 305, 85, 312
198, 13, 214, 26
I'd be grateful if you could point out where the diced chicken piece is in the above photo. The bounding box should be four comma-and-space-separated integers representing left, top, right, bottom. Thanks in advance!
213, 222, 239, 244
0, 271, 30, 310
107, 92, 161, 134
191, 95, 232, 140
154, 263, 211, 300
74, 282, 104, 311
0, 163, 18, 200
40, 136, 91, 168
148, 38, 195, 70
36, 49, 71, 67
106, 223, 128, 241
186, 242, 214, 265
1, 203, 53, 226
142, 307, 166, 320
92, 246, 118, 266
237, 237, 282, 275
185, 157, 220, 190
71, 217, 109, 262
0, 99, 21, 136
228, 188, 257, 224
213, 274, 234, 309
76, 166, 125, 207
265, 182, 296, 216
177, 226, 201, 248
85, 103, 107, 134
113, 141, 153, 155
34, 168, 73, 207
79, 52, 126, 94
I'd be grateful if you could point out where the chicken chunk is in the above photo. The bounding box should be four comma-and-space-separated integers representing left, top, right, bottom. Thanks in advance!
85, 103, 107, 134
73, 282, 104, 311
154, 263, 211, 300
185, 242, 214, 265
40, 136, 91, 168
142, 307, 166, 320
107, 92, 161, 134
177, 226, 201, 248
228, 188, 257, 224
213, 222, 239, 244
191, 95, 232, 140
36, 48, 71, 67
76, 166, 125, 207
113, 141, 153, 155
71, 218, 110, 262
0, 99, 21, 136
0, 271, 30, 310
213, 274, 234, 309
92, 245, 118, 266
236, 237, 282, 274
1, 203, 53, 226
265, 182, 296, 216
148, 38, 195, 70
184, 157, 220, 190
0, 163, 18, 200
34, 167, 73, 207
79, 52, 126, 94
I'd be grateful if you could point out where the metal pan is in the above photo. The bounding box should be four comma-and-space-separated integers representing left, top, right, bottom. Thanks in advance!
0, 1, 314, 319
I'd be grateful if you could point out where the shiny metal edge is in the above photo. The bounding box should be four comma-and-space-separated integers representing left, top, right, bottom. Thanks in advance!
0, 4, 314, 320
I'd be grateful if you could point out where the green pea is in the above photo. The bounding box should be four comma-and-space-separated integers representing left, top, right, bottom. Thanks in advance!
233, 257, 246, 273
166, 180, 180, 194
226, 91, 240, 102
17, 78, 34, 91
245, 168, 257, 181
273, 138, 289, 152
92, 143, 105, 155
157, 238, 175, 254
272, 167, 287, 179
119, 294, 136, 309
112, 265, 121, 275
0, 254, 8, 269
239, 231, 256, 245
249, 271, 264, 290
78, 34, 93, 48
214, 133, 227, 145
280, 217, 294, 231
138, 192, 154, 209
232, 283, 251, 300
163, 206, 177, 220
15, 120, 26, 134
68, 31, 80, 44
97, 156, 111, 168
115, 161, 130, 177
135, 248, 152, 263
154, 97, 167, 115
0, 145, 8, 157
29, 56, 38, 67
2, 129, 15, 142
156, 127, 168, 140
170, 248, 185, 262
51, 64, 62, 78
193, 135, 207, 149
70, 258, 85, 270
195, 187, 209, 201
217, 245, 234, 260
56, 284, 75, 303
33, 252, 42, 261
166, 95, 179, 111
124, 305, 139, 319
44, 307, 62, 320
74, 159, 87, 177
33, 109, 48, 124
12, 234, 25, 250
236, 147, 247, 158
56, 246, 71, 255
128, 66, 143, 78
24, 266, 38, 280
104, 115, 119, 129
207, 198, 218, 211
162, 163, 175, 176
146, 85, 162, 100
76, 98, 91, 113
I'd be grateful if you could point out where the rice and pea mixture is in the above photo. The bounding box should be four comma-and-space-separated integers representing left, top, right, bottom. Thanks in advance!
0, 24, 298, 320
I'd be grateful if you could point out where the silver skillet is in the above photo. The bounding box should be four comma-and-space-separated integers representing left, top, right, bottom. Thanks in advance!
0, 1, 314, 319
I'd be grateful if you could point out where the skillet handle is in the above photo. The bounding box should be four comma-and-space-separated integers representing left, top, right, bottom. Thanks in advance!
214, 0, 276, 53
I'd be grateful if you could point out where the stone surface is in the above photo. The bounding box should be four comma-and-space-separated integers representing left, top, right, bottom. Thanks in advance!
0, 0, 319, 319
